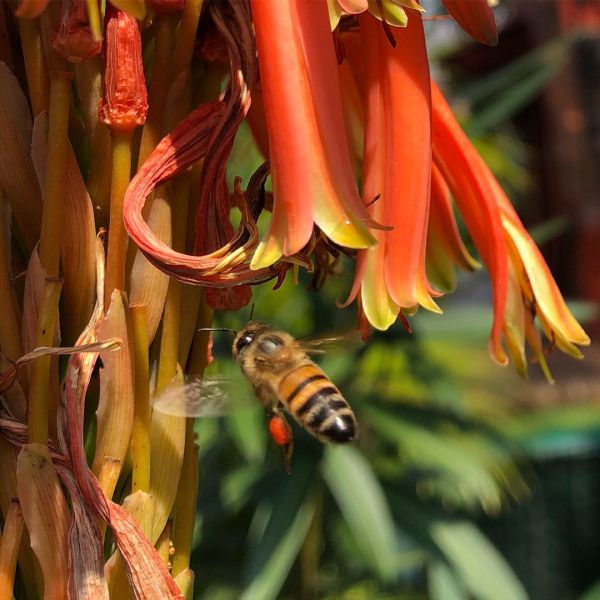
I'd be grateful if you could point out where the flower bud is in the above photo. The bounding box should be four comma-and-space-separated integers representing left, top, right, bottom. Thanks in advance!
99, 4, 148, 131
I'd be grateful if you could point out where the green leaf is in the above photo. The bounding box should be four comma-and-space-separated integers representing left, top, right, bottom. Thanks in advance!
241, 456, 317, 600
463, 34, 581, 136
321, 445, 401, 583
364, 405, 506, 511
390, 495, 527, 600
431, 521, 528, 600
429, 560, 469, 600
579, 579, 600, 600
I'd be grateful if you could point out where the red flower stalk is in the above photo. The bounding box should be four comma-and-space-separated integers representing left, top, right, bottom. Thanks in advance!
99, 4, 148, 132
52, 0, 102, 63
441, 0, 498, 46
249, 0, 377, 269
344, 11, 438, 329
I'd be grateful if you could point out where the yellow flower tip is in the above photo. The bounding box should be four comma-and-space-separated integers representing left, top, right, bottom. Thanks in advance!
488, 338, 509, 366
322, 217, 376, 250
361, 288, 399, 331
250, 239, 283, 271
416, 286, 443, 314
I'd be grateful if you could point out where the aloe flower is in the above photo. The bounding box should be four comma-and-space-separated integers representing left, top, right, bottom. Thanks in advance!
249, 0, 377, 269
343, 10, 438, 330
430, 82, 589, 370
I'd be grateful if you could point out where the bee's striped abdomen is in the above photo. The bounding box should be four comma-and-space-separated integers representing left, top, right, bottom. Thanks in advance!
278, 364, 357, 443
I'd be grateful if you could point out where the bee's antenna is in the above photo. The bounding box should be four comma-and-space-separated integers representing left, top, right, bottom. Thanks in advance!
197, 327, 237, 336
249, 302, 256, 321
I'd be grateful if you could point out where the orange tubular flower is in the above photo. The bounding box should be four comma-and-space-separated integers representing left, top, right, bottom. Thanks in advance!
431, 82, 589, 372
344, 11, 438, 330
441, 0, 498, 46
426, 163, 480, 293
249, 0, 377, 270
431, 81, 509, 364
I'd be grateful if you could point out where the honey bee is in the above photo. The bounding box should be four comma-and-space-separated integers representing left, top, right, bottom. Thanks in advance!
231, 323, 357, 445
152, 322, 359, 472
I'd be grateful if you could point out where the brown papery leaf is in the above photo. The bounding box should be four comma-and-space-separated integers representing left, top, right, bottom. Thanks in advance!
16, 443, 70, 599
92, 290, 134, 501
0, 437, 39, 600
128, 188, 171, 344
0, 499, 24, 598
31, 112, 96, 344
61, 470, 109, 600
0, 416, 183, 599
107, 491, 156, 598
0, 62, 42, 254
174, 569, 194, 600
149, 370, 186, 543
16, 338, 121, 364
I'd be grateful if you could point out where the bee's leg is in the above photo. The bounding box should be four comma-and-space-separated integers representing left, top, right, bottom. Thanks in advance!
267, 410, 294, 475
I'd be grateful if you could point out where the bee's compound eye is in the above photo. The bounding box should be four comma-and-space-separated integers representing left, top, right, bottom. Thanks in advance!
235, 331, 256, 353
257, 335, 284, 355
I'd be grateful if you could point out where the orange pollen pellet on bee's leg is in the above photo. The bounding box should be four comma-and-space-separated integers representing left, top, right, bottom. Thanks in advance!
269, 415, 292, 446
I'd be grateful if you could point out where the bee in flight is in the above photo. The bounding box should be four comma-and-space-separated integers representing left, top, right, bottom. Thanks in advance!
153, 322, 358, 473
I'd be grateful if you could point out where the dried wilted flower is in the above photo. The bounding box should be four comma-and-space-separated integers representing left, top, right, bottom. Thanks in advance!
52, 0, 102, 63
98, 4, 148, 132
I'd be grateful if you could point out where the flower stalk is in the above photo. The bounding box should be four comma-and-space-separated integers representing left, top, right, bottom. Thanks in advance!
130, 303, 151, 494
28, 72, 71, 445
18, 18, 49, 116
100, 5, 148, 307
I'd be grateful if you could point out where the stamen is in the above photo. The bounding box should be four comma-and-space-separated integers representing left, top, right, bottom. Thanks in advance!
365, 193, 381, 208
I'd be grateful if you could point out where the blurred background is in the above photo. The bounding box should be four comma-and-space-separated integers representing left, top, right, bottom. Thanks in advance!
190, 2, 600, 598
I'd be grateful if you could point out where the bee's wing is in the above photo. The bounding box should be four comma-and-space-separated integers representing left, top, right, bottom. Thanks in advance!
151, 378, 234, 418
297, 331, 364, 355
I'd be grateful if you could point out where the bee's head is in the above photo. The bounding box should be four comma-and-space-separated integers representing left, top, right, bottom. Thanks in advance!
232, 322, 267, 360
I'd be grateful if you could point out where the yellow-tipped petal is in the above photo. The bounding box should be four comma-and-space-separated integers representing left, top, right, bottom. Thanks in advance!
360, 241, 400, 330
502, 215, 590, 348
503, 259, 527, 378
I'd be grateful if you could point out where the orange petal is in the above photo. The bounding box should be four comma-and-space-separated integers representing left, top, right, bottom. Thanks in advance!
380, 12, 435, 308
502, 256, 527, 378
427, 163, 480, 293
250, 0, 375, 268
488, 172, 590, 349
441, 0, 498, 46
354, 16, 399, 329
431, 81, 508, 364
